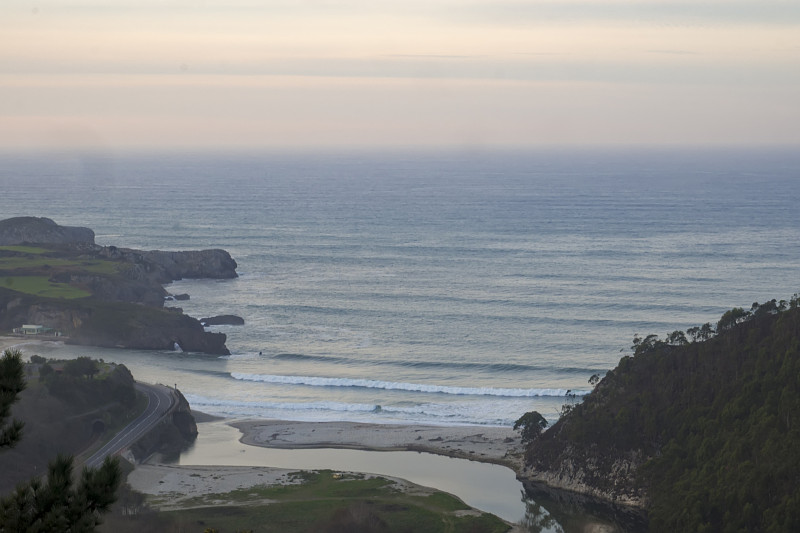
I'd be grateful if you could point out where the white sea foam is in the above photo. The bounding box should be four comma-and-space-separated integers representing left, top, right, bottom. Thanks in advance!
230, 372, 588, 397
183, 394, 528, 426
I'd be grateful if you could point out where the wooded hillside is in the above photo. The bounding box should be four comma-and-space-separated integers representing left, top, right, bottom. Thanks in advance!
526, 295, 800, 532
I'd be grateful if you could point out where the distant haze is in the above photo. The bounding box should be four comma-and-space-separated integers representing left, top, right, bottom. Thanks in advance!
1, 0, 799, 150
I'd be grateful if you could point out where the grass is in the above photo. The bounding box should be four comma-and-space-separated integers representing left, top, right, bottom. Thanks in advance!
102, 470, 511, 533
0, 255, 119, 275
0, 245, 49, 254
0, 275, 91, 299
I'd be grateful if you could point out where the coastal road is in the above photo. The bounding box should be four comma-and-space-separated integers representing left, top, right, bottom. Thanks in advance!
84, 382, 175, 469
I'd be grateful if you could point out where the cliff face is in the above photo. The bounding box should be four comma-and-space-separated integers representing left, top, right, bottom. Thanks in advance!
520, 443, 647, 507
49, 271, 168, 307
0, 217, 238, 355
96, 246, 238, 284
0, 289, 230, 354
0, 217, 95, 246
129, 389, 198, 462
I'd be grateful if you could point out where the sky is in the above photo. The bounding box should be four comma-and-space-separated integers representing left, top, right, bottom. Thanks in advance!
1, 0, 799, 150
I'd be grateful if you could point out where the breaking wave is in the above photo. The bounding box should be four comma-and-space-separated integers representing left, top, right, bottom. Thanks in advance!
230, 372, 588, 397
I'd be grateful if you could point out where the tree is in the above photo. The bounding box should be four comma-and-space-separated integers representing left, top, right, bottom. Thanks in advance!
0, 349, 122, 531
0, 349, 26, 449
666, 330, 688, 346
514, 411, 549, 443
29, 354, 47, 365
0, 454, 121, 531
717, 307, 749, 331
65, 356, 99, 379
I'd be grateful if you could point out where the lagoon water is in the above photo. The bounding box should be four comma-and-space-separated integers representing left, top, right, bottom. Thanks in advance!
3, 147, 800, 428
179, 420, 526, 523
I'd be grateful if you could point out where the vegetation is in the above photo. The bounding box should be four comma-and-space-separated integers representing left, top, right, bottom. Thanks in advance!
0, 350, 25, 449
524, 294, 800, 532
0, 349, 123, 531
513, 411, 548, 444
0, 275, 91, 299
0, 246, 49, 255
0, 248, 118, 275
0, 454, 121, 532
99, 470, 510, 533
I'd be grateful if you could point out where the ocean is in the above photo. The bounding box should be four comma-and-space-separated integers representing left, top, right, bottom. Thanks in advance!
2, 147, 799, 428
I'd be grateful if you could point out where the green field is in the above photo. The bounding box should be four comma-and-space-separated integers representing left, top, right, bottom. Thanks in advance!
0, 245, 50, 254
0, 276, 91, 299
0, 255, 118, 275
102, 470, 510, 533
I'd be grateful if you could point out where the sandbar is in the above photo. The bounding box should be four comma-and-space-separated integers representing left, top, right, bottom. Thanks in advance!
233, 419, 525, 471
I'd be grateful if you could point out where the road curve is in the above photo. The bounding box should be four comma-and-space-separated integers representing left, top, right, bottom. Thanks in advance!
84, 382, 175, 469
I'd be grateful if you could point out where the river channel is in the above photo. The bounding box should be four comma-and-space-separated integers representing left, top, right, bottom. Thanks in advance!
176, 420, 644, 532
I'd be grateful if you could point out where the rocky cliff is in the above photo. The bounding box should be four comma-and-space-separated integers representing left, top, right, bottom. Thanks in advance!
0, 217, 238, 355
0, 216, 95, 246
0, 289, 230, 354
130, 389, 198, 462
96, 246, 238, 284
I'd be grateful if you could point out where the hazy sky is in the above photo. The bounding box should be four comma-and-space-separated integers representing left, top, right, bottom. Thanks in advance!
2, 0, 799, 150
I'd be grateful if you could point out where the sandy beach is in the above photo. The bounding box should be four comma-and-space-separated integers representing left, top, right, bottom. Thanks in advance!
233, 419, 526, 471
0, 336, 62, 353
127, 463, 447, 510
0, 336, 27, 352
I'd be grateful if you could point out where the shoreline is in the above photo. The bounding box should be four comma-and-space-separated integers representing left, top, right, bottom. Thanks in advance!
130, 417, 530, 529
231, 419, 526, 472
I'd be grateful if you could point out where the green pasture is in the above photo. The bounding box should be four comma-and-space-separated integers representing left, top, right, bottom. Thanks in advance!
0, 276, 90, 299
0, 245, 49, 254
0, 246, 119, 274
0, 255, 118, 275
134, 470, 510, 533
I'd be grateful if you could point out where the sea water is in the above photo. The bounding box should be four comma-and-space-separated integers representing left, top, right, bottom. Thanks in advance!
2, 147, 799, 428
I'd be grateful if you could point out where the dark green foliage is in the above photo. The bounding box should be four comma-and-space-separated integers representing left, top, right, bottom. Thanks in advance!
514, 411, 548, 444
41, 360, 136, 410
64, 356, 99, 379
29, 355, 47, 365
0, 454, 122, 531
1, 351, 124, 531
527, 298, 800, 532
0, 349, 26, 449
717, 307, 749, 331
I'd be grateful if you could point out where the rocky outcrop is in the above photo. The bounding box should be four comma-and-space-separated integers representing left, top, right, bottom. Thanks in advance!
130, 389, 198, 462
0, 217, 238, 355
141, 249, 238, 281
0, 216, 95, 246
49, 271, 168, 307
520, 446, 647, 508
96, 246, 238, 283
67, 303, 230, 355
200, 314, 245, 326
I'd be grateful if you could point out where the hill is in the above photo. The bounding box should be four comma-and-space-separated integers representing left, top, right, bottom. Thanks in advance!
0, 358, 140, 494
522, 295, 800, 532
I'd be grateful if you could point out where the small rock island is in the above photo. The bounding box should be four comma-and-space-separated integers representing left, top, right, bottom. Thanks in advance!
0, 216, 237, 354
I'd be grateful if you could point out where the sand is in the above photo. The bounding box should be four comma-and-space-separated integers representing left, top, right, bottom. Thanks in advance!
0, 336, 62, 354
233, 419, 525, 470
0, 336, 29, 352
126, 464, 441, 511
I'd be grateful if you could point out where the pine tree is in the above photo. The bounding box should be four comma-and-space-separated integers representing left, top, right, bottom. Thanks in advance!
0, 349, 122, 531
0, 349, 25, 449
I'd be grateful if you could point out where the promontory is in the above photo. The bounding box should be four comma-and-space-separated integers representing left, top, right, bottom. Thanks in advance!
0, 216, 237, 354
